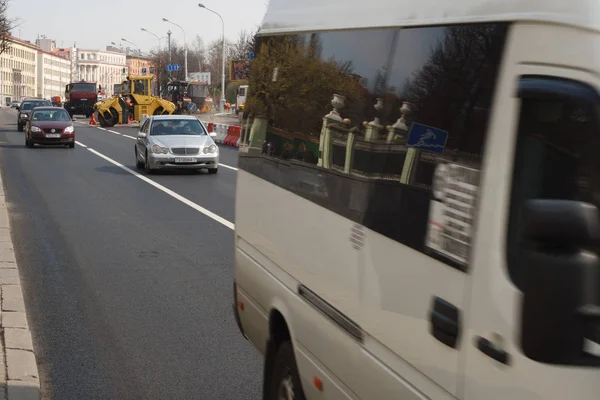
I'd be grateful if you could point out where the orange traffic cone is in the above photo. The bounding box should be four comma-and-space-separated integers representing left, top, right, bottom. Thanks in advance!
127, 114, 133, 124
89, 113, 98, 125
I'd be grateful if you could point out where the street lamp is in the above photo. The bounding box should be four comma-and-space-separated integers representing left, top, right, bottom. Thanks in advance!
198, 3, 226, 113
121, 38, 141, 56
162, 18, 188, 81
141, 28, 165, 96
141, 28, 162, 51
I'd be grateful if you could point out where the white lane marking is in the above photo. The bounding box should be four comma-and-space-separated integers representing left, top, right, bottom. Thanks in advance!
80, 143, 235, 230
220, 163, 238, 171
97, 127, 107, 131
75, 141, 88, 148
108, 130, 122, 135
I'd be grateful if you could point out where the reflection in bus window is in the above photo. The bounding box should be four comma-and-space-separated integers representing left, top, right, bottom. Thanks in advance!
239, 23, 509, 268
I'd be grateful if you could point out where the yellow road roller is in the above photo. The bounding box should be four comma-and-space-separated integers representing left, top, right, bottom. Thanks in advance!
94, 75, 176, 127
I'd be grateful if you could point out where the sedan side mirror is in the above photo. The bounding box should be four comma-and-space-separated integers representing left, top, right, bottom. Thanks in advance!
138, 132, 147, 138
520, 199, 600, 366
209, 131, 216, 138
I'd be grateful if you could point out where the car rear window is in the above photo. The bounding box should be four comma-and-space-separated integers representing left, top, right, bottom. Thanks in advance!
21, 101, 49, 111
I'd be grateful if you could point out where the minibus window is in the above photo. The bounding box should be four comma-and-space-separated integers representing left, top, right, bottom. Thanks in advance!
507, 77, 600, 288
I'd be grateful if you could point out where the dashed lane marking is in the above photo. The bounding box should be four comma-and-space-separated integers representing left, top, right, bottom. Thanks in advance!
74, 140, 234, 230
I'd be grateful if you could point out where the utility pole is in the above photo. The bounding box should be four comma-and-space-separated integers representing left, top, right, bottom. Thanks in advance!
167, 30, 172, 81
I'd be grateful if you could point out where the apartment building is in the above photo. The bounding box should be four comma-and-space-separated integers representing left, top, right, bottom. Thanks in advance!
126, 55, 155, 76
78, 49, 126, 96
53, 46, 127, 96
37, 50, 71, 99
0, 36, 38, 103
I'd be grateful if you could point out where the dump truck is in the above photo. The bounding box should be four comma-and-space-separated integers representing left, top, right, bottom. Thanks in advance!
64, 81, 98, 118
166, 80, 191, 114
187, 80, 209, 112
94, 75, 175, 127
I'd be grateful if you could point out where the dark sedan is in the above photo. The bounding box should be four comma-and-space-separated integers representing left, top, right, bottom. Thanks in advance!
17, 99, 52, 131
25, 107, 75, 149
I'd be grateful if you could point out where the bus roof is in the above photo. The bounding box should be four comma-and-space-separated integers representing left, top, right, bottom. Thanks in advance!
259, 0, 600, 34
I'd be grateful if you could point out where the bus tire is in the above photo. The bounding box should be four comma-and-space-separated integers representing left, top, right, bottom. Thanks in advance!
266, 341, 306, 400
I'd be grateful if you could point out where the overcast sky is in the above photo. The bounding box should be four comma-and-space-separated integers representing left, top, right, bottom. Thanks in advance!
8, 0, 267, 51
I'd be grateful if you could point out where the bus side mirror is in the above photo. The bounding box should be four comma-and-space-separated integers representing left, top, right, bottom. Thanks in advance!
520, 199, 600, 365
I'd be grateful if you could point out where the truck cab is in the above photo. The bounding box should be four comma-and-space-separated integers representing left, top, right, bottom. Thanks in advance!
64, 81, 98, 118
166, 81, 191, 114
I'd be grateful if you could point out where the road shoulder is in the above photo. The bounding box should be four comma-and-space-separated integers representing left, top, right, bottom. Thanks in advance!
0, 173, 40, 400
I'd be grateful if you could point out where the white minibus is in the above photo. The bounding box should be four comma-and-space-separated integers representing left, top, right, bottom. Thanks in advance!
234, 0, 600, 398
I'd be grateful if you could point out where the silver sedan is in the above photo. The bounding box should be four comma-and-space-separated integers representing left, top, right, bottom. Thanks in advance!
135, 115, 219, 174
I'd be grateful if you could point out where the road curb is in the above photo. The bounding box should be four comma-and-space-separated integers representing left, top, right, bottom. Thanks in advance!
0, 175, 40, 400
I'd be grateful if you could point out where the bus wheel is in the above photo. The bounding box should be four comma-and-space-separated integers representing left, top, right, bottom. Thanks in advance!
267, 341, 306, 400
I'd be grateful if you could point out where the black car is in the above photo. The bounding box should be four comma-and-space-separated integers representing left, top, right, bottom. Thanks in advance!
17, 99, 52, 132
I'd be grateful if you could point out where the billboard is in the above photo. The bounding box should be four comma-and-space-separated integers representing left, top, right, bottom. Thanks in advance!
229, 60, 251, 81
188, 72, 211, 84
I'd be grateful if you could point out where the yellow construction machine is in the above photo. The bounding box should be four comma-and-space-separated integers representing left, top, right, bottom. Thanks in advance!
94, 75, 176, 127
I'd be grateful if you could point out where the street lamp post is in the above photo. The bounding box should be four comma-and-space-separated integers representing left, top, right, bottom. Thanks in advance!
142, 28, 164, 95
121, 38, 140, 56
141, 28, 163, 51
162, 18, 188, 82
198, 3, 226, 113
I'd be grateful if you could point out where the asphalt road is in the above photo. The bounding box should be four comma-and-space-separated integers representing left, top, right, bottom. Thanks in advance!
0, 108, 261, 400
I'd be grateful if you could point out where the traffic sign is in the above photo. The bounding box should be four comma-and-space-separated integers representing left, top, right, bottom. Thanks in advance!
142, 67, 147, 75
166, 64, 181, 72
249, 52, 254, 61
406, 123, 448, 153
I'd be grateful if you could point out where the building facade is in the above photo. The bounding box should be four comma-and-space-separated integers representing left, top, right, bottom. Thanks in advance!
53, 47, 126, 97
37, 50, 71, 99
77, 49, 126, 96
126, 55, 155, 76
0, 37, 38, 103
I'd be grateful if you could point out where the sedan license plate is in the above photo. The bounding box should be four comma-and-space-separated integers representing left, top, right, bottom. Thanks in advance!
45, 134, 61, 138
174, 157, 197, 163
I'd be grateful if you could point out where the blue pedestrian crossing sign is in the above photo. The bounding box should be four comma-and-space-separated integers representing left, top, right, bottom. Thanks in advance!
406, 123, 448, 153
142, 67, 147, 75
249, 52, 254, 61
166, 64, 181, 72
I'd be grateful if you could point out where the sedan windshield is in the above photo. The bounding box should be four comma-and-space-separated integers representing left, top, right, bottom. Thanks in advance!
150, 119, 207, 136
32, 109, 71, 121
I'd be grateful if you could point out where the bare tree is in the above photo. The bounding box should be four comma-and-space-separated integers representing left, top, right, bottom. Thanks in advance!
0, 0, 17, 54
191, 35, 207, 72
229, 29, 256, 60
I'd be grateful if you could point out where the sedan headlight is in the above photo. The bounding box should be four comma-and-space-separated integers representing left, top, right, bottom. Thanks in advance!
151, 144, 168, 154
64, 126, 74, 133
203, 144, 218, 154
30, 126, 41, 133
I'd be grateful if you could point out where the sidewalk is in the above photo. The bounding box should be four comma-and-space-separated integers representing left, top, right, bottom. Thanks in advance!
0, 175, 40, 400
